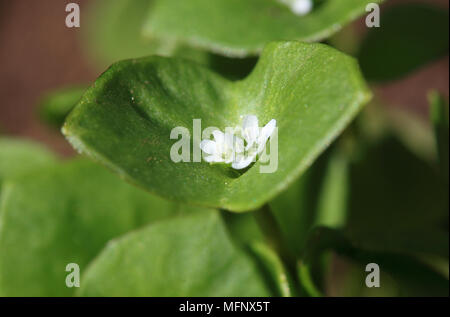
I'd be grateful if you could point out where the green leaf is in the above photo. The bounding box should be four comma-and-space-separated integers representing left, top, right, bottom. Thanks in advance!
358, 4, 449, 82
0, 159, 202, 296
220, 211, 296, 296
39, 86, 88, 128
345, 136, 449, 258
314, 148, 349, 228
63, 41, 371, 212
143, 0, 384, 57
0, 138, 57, 185
83, 0, 170, 68
78, 211, 277, 296
220, 211, 264, 247
269, 145, 350, 294
269, 148, 333, 255
83, 0, 257, 80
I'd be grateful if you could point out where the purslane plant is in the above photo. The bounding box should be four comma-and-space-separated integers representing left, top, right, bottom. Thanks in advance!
0, 0, 448, 297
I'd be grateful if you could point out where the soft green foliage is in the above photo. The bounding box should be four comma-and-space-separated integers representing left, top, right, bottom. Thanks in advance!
298, 227, 449, 296
359, 3, 449, 82
39, 86, 87, 128
144, 0, 383, 57
83, 0, 168, 68
345, 136, 448, 258
63, 41, 371, 212
270, 127, 449, 295
269, 149, 337, 256
0, 159, 200, 296
78, 211, 277, 296
83, 0, 257, 80
0, 138, 57, 186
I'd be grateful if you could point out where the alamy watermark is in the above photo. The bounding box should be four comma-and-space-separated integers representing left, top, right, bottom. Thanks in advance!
65, 263, 80, 288
65, 3, 80, 28
366, 3, 381, 28
365, 263, 381, 288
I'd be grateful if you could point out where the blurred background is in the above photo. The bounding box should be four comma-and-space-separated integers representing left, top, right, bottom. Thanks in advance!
0, 0, 448, 157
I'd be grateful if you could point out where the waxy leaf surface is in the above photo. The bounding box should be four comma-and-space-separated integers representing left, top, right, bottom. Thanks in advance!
78, 211, 278, 296
0, 159, 201, 296
64, 41, 371, 212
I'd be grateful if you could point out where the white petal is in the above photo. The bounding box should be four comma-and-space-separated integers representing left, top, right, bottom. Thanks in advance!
242, 115, 259, 146
242, 115, 259, 131
233, 135, 245, 153
257, 119, 276, 153
232, 153, 256, 170
291, 0, 313, 16
204, 154, 224, 163
261, 119, 276, 140
224, 132, 235, 149
212, 130, 224, 145
200, 139, 217, 155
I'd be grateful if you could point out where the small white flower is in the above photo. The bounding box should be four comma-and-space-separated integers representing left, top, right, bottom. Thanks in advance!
201, 115, 277, 170
240, 115, 277, 155
279, 0, 313, 16
200, 130, 243, 164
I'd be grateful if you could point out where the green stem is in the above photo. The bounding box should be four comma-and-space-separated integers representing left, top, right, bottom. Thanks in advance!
254, 204, 300, 295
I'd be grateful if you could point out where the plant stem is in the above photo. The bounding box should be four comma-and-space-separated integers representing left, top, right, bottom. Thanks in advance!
254, 204, 300, 295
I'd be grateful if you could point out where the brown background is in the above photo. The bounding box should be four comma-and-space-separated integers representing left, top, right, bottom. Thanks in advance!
0, 0, 448, 157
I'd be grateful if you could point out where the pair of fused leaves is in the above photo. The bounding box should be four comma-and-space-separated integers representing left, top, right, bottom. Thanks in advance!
63, 41, 371, 212
0, 139, 289, 296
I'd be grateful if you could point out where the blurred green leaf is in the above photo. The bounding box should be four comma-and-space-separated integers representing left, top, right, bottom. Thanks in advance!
63, 41, 370, 212
269, 166, 323, 256
357, 101, 437, 162
78, 211, 278, 296
0, 159, 203, 296
345, 136, 448, 258
144, 0, 383, 57
358, 4, 449, 82
39, 86, 88, 129
269, 146, 348, 256
83, 0, 172, 68
83, 0, 257, 80
267, 144, 350, 296
0, 138, 57, 186
315, 148, 349, 228
220, 211, 264, 247
299, 227, 449, 296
